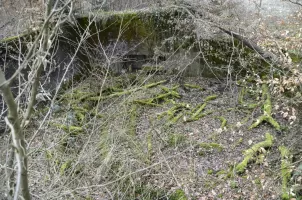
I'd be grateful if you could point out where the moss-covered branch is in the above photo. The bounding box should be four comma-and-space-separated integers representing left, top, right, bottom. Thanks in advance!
88, 80, 167, 101
236, 133, 273, 173
199, 142, 224, 152
186, 95, 217, 122
216, 116, 227, 129
279, 146, 293, 200
249, 84, 280, 131
238, 87, 245, 105
183, 83, 204, 91
134, 85, 180, 106
158, 103, 189, 123
52, 123, 83, 135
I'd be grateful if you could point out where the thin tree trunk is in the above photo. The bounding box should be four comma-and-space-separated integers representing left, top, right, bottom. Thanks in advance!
0, 71, 30, 200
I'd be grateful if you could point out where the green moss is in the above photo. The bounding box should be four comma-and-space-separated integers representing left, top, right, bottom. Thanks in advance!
52, 123, 83, 135
134, 185, 167, 200
246, 103, 259, 109
254, 178, 261, 186
216, 116, 227, 129
236, 133, 273, 173
75, 8, 192, 57
230, 180, 238, 189
214, 168, 235, 179
170, 112, 184, 124
45, 150, 53, 160
89, 80, 166, 101
135, 85, 180, 106
60, 160, 72, 175
141, 65, 165, 74
72, 106, 88, 113
205, 95, 218, 102
199, 142, 224, 152
169, 189, 187, 200
186, 95, 217, 122
256, 154, 265, 164
216, 170, 226, 176
183, 84, 204, 90
0, 28, 38, 43
75, 111, 85, 124
144, 80, 168, 88
168, 133, 187, 147
0, 35, 23, 43
61, 90, 93, 102
186, 111, 213, 122
207, 169, 214, 175
238, 87, 245, 105
134, 99, 160, 106
158, 102, 189, 123
191, 103, 207, 119
279, 146, 293, 200
100, 87, 124, 96
249, 84, 280, 131
232, 138, 243, 149
288, 51, 302, 64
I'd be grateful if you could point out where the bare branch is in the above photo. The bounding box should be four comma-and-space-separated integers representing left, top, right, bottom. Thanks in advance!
287, 0, 302, 6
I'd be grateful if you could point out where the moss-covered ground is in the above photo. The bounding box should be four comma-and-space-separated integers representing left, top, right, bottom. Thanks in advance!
0, 68, 297, 199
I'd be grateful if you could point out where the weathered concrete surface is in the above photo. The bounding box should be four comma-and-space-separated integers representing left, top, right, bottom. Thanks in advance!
0, 7, 268, 97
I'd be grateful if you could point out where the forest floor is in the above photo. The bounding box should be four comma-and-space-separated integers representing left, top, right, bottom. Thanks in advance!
0, 70, 296, 199
0, 2, 302, 200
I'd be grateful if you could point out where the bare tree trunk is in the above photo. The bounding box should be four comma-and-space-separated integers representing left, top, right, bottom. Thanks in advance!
0, 72, 30, 200
1, 1, 62, 199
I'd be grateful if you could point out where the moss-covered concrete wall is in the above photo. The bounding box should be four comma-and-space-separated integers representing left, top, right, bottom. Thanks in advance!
0, 7, 262, 92
66, 7, 256, 76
